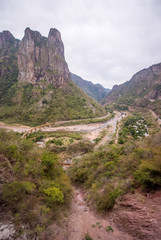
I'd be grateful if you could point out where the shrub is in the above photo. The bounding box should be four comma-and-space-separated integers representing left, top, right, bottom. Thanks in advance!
134, 160, 161, 189
22, 181, 36, 193
41, 152, 57, 170
84, 233, 93, 240
96, 187, 122, 211
5, 144, 23, 161
44, 187, 64, 204
2, 181, 26, 204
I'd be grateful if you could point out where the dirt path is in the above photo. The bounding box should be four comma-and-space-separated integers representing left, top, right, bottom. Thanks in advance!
66, 187, 132, 240
114, 124, 121, 144
150, 109, 161, 126
0, 122, 30, 133
47, 187, 132, 240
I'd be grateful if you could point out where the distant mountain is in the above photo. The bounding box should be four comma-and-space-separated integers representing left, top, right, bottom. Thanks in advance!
0, 28, 106, 126
71, 73, 110, 102
103, 63, 161, 117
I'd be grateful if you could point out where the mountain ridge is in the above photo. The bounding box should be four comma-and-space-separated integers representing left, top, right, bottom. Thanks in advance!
71, 73, 110, 102
104, 62, 161, 117
0, 28, 106, 125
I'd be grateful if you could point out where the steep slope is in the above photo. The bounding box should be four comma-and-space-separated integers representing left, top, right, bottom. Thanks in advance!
0, 28, 106, 125
104, 63, 161, 117
71, 73, 110, 102
0, 31, 19, 102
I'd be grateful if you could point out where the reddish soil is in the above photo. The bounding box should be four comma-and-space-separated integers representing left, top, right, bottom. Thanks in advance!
41, 187, 132, 240
110, 190, 161, 240
41, 188, 161, 240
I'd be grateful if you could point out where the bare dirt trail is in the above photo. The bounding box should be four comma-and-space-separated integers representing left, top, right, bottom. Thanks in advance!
64, 187, 132, 240
47, 187, 132, 240
0, 122, 30, 133
150, 109, 161, 126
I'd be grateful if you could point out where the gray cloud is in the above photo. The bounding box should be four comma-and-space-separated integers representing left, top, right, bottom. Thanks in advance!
0, 0, 161, 88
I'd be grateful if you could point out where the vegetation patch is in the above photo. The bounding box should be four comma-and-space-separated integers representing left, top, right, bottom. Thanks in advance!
0, 129, 72, 235
69, 130, 161, 211
54, 113, 115, 127
118, 113, 148, 144
0, 81, 106, 126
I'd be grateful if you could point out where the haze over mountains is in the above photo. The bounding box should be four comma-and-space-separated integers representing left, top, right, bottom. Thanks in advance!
71, 73, 110, 102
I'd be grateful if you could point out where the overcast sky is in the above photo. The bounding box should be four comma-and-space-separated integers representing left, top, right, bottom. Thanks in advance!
1, 0, 161, 88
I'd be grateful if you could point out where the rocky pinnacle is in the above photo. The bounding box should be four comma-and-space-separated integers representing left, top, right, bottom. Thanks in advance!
18, 27, 70, 87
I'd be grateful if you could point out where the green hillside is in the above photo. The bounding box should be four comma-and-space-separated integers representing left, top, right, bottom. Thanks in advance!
0, 29, 106, 126
0, 80, 106, 126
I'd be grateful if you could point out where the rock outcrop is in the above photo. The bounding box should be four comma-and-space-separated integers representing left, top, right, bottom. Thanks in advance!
0, 28, 106, 124
0, 31, 19, 49
104, 62, 161, 116
0, 31, 19, 99
18, 28, 70, 87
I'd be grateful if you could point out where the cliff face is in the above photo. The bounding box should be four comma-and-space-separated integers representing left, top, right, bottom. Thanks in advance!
0, 28, 106, 125
18, 28, 70, 87
0, 30, 19, 49
104, 62, 161, 116
0, 31, 19, 100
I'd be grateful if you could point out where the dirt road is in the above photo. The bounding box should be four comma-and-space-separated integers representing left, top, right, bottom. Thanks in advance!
0, 112, 125, 139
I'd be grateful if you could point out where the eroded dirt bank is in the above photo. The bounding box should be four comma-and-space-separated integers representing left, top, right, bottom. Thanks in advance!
41, 188, 161, 240
110, 190, 161, 240
41, 187, 132, 240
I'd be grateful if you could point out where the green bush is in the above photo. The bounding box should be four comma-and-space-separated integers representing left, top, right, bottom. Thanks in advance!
44, 187, 64, 204
5, 144, 23, 161
95, 187, 122, 211
50, 139, 63, 146
41, 152, 57, 169
2, 181, 26, 204
134, 160, 161, 188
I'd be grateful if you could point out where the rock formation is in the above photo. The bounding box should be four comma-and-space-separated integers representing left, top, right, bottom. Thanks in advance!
0, 30, 19, 49
18, 28, 70, 87
104, 63, 161, 103
0, 28, 105, 124
0, 31, 19, 99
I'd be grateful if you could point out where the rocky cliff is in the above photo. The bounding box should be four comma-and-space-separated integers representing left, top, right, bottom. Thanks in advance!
104, 63, 161, 116
0, 31, 19, 100
18, 28, 70, 87
0, 30, 19, 49
0, 28, 106, 125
